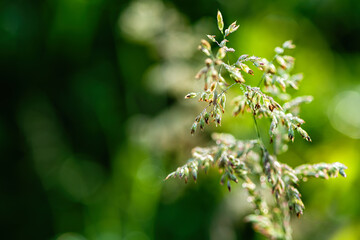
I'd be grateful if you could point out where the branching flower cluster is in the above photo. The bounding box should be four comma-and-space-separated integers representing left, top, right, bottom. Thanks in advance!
166, 11, 347, 240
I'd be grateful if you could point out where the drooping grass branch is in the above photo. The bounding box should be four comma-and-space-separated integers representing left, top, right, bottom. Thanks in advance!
166, 11, 347, 240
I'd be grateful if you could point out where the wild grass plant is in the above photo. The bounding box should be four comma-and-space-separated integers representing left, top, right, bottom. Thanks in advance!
166, 11, 347, 240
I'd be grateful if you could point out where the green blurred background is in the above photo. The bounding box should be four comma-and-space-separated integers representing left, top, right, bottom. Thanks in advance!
1, 0, 360, 239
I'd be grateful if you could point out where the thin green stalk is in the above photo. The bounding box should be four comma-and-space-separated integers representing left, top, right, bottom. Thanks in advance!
252, 112, 266, 153
273, 131, 278, 156
257, 73, 266, 87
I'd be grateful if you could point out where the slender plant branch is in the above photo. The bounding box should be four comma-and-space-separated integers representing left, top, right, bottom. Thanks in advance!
167, 11, 347, 240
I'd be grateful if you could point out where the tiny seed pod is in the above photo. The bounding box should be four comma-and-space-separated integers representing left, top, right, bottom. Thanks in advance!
277, 77, 286, 91
185, 92, 197, 99
297, 127, 311, 142
229, 173, 238, 183
174, 167, 180, 178
275, 47, 284, 54
220, 94, 226, 112
220, 173, 226, 185
268, 63, 276, 74
178, 167, 184, 178
215, 113, 222, 126
292, 73, 303, 82
210, 82, 217, 92
208, 92, 214, 103
237, 54, 249, 62
217, 10, 224, 33
228, 21, 239, 34
270, 98, 282, 110
283, 55, 295, 64
219, 75, 226, 84
290, 81, 299, 90
205, 58, 213, 66
251, 94, 259, 108
270, 116, 278, 132
225, 47, 235, 53
165, 172, 175, 180
192, 169, 197, 182
204, 77, 209, 91
204, 161, 210, 174
256, 94, 262, 109
231, 69, 245, 83
227, 180, 231, 192
199, 46, 211, 56
199, 92, 207, 102
214, 59, 222, 65
339, 169, 347, 178
268, 104, 274, 112
216, 107, 222, 116
191, 122, 197, 135
184, 167, 189, 183
253, 61, 260, 68
276, 56, 287, 69
199, 118, 205, 131
264, 74, 272, 86
195, 115, 202, 123
238, 63, 254, 75
207, 35, 216, 42
246, 90, 254, 100
288, 127, 295, 142
283, 40, 296, 49
204, 112, 210, 124
217, 47, 226, 59
201, 39, 211, 50
211, 70, 218, 80
195, 115, 201, 122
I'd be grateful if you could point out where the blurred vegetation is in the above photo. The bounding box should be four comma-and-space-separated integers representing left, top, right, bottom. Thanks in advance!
1, 0, 360, 239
